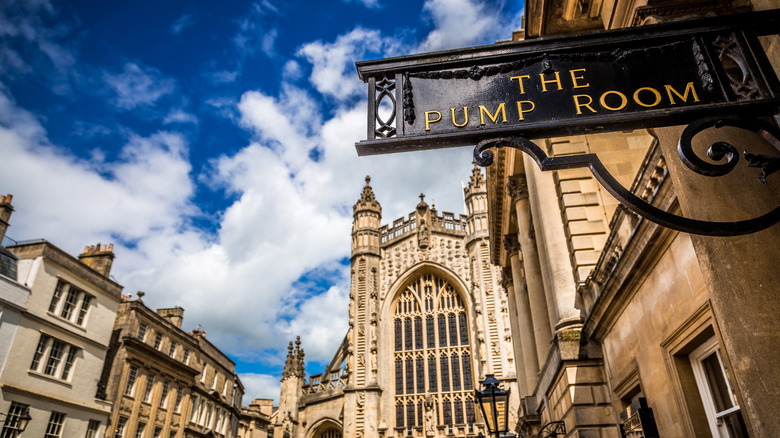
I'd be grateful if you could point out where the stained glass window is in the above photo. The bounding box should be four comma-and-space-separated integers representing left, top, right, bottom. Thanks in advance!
393, 273, 475, 434
414, 317, 423, 349
452, 354, 462, 391
441, 355, 450, 392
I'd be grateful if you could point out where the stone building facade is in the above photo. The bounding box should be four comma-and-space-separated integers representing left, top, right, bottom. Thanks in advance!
99, 297, 244, 438
0, 195, 123, 438
483, 1, 780, 437
238, 399, 273, 438
274, 171, 520, 438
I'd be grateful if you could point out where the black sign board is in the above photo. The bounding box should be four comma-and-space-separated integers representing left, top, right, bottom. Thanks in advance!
355, 10, 780, 156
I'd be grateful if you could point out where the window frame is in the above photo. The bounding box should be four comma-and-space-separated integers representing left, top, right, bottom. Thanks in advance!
48, 280, 94, 327
1, 402, 30, 438
690, 336, 746, 438
29, 334, 80, 381
44, 411, 66, 438
85, 419, 101, 438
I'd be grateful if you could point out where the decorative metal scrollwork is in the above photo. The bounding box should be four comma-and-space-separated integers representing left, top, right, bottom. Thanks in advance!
536, 421, 566, 438
374, 75, 397, 138
474, 117, 780, 236
678, 116, 780, 182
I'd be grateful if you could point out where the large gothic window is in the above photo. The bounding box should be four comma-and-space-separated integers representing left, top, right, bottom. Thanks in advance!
393, 273, 475, 432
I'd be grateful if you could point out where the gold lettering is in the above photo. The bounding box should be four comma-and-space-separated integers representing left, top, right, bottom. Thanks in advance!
573, 94, 596, 115
600, 90, 627, 111
424, 111, 442, 131
516, 101, 535, 121
540, 72, 562, 92
633, 87, 662, 108
450, 107, 469, 128
510, 75, 531, 94
569, 69, 589, 89
665, 82, 700, 105
479, 103, 508, 125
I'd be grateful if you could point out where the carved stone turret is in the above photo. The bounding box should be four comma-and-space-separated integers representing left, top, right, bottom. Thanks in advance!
352, 176, 382, 259
465, 166, 489, 244
277, 336, 306, 432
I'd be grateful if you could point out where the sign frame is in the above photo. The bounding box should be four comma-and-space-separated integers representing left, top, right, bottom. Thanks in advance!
355, 10, 780, 157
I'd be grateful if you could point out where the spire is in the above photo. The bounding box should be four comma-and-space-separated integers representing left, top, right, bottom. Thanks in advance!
468, 165, 486, 190
352, 176, 382, 258
353, 175, 381, 215
282, 340, 295, 379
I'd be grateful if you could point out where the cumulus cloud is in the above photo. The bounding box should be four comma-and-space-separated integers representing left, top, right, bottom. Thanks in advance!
104, 62, 176, 110
239, 373, 282, 404
0, 0, 505, 401
417, 0, 523, 53
297, 27, 400, 100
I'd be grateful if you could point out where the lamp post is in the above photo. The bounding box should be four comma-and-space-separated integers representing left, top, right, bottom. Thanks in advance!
0, 405, 32, 436
475, 374, 513, 438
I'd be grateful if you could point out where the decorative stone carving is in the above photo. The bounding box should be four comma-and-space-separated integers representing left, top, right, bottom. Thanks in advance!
506, 175, 529, 201
502, 234, 521, 257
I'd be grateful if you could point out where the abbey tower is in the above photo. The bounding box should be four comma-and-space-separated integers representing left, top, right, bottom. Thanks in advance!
275, 168, 520, 438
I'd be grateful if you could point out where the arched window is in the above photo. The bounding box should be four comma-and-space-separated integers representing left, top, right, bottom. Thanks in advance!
393, 273, 476, 433
313, 427, 342, 438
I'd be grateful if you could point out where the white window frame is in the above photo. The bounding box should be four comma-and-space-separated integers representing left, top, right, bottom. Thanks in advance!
115, 417, 127, 438
85, 419, 101, 438
159, 380, 170, 409
143, 375, 155, 403
125, 365, 139, 396
48, 280, 94, 327
29, 334, 79, 381
137, 322, 148, 341
44, 411, 66, 438
1, 402, 30, 438
153, 332, 163, 350
134, 422, 145, 438
690, 336, 743, 438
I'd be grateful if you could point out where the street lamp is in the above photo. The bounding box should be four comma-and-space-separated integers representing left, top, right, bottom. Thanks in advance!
0, 405, 32, 435
475, 374, 510, 438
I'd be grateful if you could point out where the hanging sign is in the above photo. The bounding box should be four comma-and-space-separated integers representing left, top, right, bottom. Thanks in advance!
355, 10, 780, 156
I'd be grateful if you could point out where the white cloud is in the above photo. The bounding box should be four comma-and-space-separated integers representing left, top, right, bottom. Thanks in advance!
164, 108, 199, 125
104, 62, 176, 110
297, 27, 400, 101
0, 0, 498, 382
239, 373, 281, 405
417, 0, 523, 53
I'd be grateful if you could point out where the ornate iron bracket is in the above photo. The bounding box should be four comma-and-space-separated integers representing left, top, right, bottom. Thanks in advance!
474, 117, 780, 236
536, 421, 566, 438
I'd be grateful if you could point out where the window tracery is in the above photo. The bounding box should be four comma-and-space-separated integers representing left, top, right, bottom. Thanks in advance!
393, 273, 475, 432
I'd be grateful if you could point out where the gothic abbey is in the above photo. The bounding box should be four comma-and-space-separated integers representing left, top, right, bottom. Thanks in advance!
274, 169, 519, 438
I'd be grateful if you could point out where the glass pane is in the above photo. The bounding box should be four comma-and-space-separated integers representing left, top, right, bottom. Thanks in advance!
701, 351, 733, 413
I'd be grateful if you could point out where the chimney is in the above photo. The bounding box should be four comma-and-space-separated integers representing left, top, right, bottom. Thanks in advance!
156, 307, 184, 328
251, 399, 274, 416
0, 194, 14, 243
78, 243, 115, 277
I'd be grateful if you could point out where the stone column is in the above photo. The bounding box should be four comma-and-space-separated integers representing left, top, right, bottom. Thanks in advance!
504, 234, 539, 392
507, 175, 554, 365
524, 158, 583, 330
501, 267, 529, 397
655, 125, 780, 438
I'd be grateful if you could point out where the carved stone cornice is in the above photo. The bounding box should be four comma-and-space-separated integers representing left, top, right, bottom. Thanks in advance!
506, 175, 529, 202
502, 234, 521, 257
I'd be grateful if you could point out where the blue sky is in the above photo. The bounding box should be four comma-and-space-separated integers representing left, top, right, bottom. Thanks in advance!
0, 0, 524, 403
